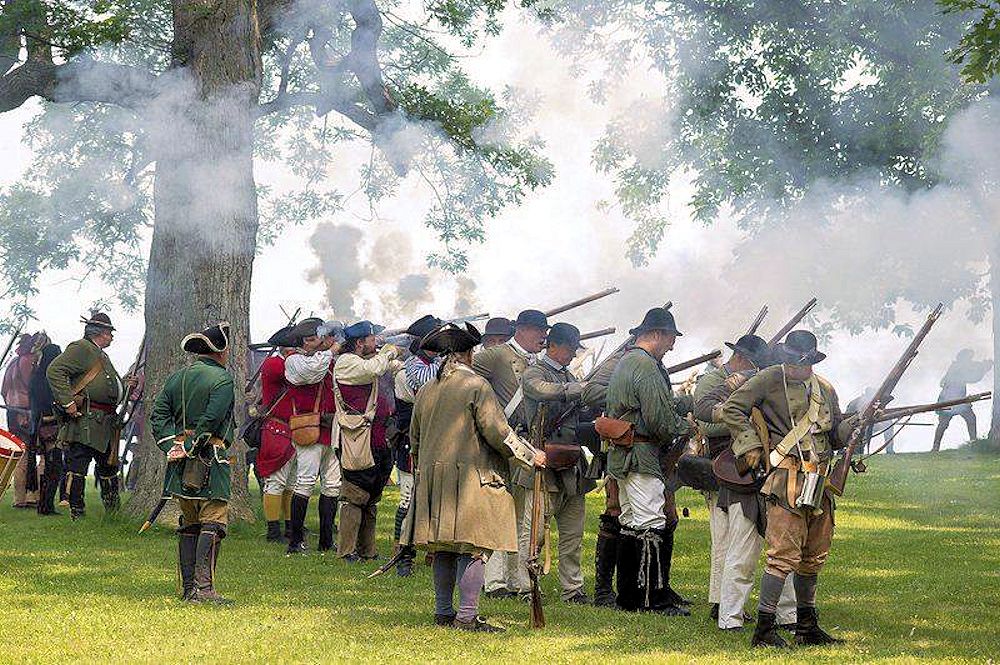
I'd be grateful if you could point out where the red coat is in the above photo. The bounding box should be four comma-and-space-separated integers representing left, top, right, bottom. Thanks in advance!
338, 380, 393, 451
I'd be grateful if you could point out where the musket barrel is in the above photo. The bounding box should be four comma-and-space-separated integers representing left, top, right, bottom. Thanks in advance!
666, 349, 721, 374
876, 392, 992, 423
579, 327, 616, 341
747, 305, 768, 336
767, 298, 818, 346
543, 287, 619, 317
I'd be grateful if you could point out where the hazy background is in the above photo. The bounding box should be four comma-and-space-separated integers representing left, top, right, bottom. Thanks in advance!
0, 14, 991, 452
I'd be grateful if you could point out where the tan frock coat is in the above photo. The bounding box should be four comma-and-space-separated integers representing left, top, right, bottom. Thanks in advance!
405, 360, 536, 554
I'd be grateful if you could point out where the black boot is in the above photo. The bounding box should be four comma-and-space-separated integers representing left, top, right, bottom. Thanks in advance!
38, 450, 62, 515
99, 474, 121, 513
794, 606, 843, 645
659, 526, 692, 609
192, 523, 232, 604
710, 603, 719, 621
318, 495, 337, 552
649, 527, 690, 617
394, 503, 407, 542
593, 514, 620, 607
751, 611, 788, 648
68, 472, 86, 520
396, 546, 416, 577
178, 525, 199, 600
286, 493, 310, 555
266, 521, 287, 543
614, 528, 641, 611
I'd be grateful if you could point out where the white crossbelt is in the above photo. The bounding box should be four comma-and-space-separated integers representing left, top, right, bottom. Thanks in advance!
504, 385, 524, 420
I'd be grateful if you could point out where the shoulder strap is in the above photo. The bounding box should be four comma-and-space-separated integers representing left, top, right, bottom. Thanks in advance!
769, 371, 825, 463
262, 387, 290, 418
71, 358, 104, 397
334, 379, 377, 417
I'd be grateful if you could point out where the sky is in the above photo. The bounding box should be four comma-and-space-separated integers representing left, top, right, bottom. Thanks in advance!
0, 13, 993, 452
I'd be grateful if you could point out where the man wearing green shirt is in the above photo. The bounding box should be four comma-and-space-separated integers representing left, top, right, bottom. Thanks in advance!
46, 312, 124, 520
606, 307, 692, 616
150, 323, 236, 604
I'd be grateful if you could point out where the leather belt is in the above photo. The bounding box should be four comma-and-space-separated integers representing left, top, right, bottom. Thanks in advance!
89, 402, 116, 413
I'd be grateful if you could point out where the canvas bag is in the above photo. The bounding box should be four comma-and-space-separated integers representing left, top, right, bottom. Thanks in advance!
289, 383, 324, 446
333, 379, 377, 471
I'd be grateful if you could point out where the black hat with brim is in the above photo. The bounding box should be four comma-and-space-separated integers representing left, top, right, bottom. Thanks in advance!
483, 317, 514, 337
81, 311, 115, 331
724, 334, 770, 366
547, 322, 584, 350
774, 330, 826, 365
286, 318, 324, 346
629, 307, 682, 337
515, 309, 550, 330
405, 314, 444, 339
420, 322, 482, 354
182, 322, 231, 355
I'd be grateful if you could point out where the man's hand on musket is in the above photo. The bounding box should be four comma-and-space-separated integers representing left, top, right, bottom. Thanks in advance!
743, 448, 762, 470
533, 450, 547, 468
167, 443, 187, 461
65, 402, 81, 418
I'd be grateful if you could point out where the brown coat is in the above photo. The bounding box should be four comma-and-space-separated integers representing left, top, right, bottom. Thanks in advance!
405, 360, 536, 554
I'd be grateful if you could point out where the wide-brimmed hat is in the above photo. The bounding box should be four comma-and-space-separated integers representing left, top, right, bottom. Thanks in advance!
774, 330, 826, 365
547, 322, 584, 350
344, 320, 385, 340
629, 307, 682, 337
182, 322, 231, 355
420, 322, 482, 354
724, 334, 770, 367
483, 317, 514, 337
81, 311, 115, 331
515, 310, 550, 330
405, 314, 444, 339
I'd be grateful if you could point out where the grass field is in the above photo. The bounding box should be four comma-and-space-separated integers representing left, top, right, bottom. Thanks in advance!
2, 449, 998, 664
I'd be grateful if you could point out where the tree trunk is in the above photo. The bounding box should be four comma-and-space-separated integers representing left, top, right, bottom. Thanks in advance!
990, 247, 1000, 446
125, 0, 263, 521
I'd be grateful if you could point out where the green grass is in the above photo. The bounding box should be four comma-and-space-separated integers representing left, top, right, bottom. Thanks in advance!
2, 450, 998, 663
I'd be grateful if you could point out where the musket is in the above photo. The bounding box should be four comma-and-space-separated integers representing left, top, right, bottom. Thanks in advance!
543, 287, 619, 318
827, 303, 944, 496
579, 327, 616, 342
381, 313, 490, 338
0, 321, 24, 370
112, 334, 148, 470
746, 306, 768, 336
584, 301, 672, 382
245, 307, 302, 392
767, 298, 818, 346
527, 404, 547, 629
666, 350, 722, 375
874, 392, 992, 424
139, 463, 177, 534
0, 404, 31, 414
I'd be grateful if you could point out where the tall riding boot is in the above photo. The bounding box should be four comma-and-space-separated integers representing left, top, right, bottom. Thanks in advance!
649, 527, 690, 616
99, 474, 121, 513
266, 521, 285, 543
68, 472, 86, 520
593, 514, 620, 607
318, 495, 337, 552
794, 607, 843, 645
751, 611, 788, 648
394, 503, 407, 542
192, 523, 232, 604
286, 493, 310, 555
177, 525, 199, 600
615, 527, 641, 611
357, 502, 379, 559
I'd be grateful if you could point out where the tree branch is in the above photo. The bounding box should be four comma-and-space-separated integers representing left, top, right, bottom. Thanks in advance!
0, 57, 157, 113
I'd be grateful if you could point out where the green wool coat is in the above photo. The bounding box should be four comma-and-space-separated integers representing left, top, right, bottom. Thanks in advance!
605, 347, 691, 480
46, 338, 123, 453
149, 357, 236, 501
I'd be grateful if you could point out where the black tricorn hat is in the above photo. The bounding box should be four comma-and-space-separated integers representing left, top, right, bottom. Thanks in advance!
81, 311, 115, 331
420, 322, 482, 354
725, 334, 770, 367
515, 309, 550, 330
775, 330, 826, 365
483, 317, 514, 337
629, 307, 682, 337
264, 324, 297, 348
287, 317, 324, 345
405, 314, 444, 339
547, 322, 584, 349
182, 322, 231, 355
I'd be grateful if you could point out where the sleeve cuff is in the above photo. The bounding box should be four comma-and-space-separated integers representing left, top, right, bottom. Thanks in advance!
503, 430, 537, 468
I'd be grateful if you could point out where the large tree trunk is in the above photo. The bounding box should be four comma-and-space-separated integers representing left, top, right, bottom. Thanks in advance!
990, 248, 1000, 446
126, 0, 263, 521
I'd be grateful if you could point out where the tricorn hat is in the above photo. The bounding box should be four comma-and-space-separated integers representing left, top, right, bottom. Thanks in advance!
774, 330, 826, 365
483, 317, 514, 337
81, 311, 115, 331
547, 322, 584, 350
344, 320, 385, 340
725, 334, 770, 367
287, 318, 324, 346
515, 310, 550, 330
629, 307, 682, 337
182, 322, 231, 355
405, 314, 444, 339
420, 322, 482, 354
